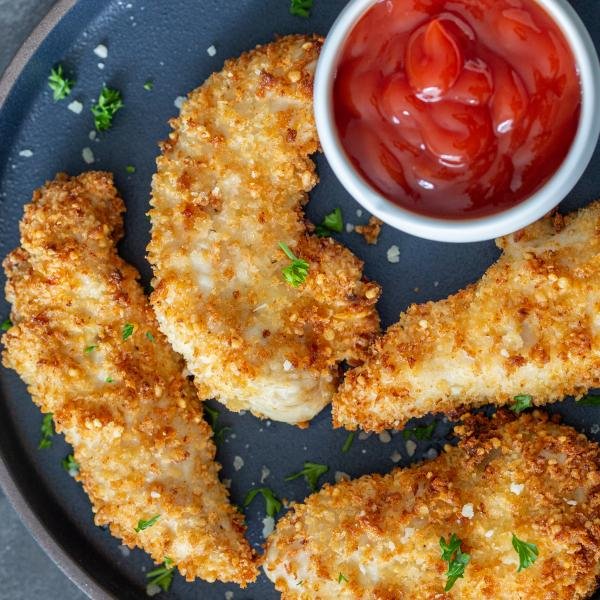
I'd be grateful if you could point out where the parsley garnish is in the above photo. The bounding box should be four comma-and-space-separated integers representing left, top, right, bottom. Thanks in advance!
316, 208, 343, 237
290, 0, 314, 17
145, 331, 155, 342
39, 413, 55, 449
285, 461, 328, 491
143, 80, 154, 91
1, 318, 12, 332
511, 394, 533, 413
577, 394, 600, 406
203, 404, 230, 443
84, 345, 98, 354
512, 534, 538, 572
279, 242, 309, 287
62, 454, 79, 475
48, 65, 75, 101
126, 165, 136, 174
105, 376, 114, 383
243, 487, 282, 517
92, 86, 123, 131
135, 514, 161, 532
122, 323, 134, 340
402, 421, 436, 440
146, 557, 175, 592
440, 533, 470, 592
341, 432, 355, 453
338, 573, 348, 583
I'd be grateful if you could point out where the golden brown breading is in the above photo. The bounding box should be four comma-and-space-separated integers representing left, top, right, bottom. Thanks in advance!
334, 202, 600, 432
148, 35, 380, 426
355, 216, 383, 245
1, 172, 257, 585
263, 411, 600, 599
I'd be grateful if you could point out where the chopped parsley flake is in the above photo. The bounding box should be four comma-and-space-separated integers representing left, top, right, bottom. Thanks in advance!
341, 432, 355, 453
62, 454, 80, 475
512, 534, 539, 572
122, 323, 134, 340
48, 65, 75, 101
143, 80, 154, 91
135, 514, 161, 532
125, 165, 136, 174
145, 331, 155, 342
1, 318, 12, 332
39, 413, 55, 450
279, 242, 309, 287
91, 86, 123, 131
440, 533, 470, 592
105, 376, 114, 383
203, 403, 230, 443
243, 487, 282, 517
290, 0, 314, 17
338, 573, 349, 584
402, 421, 436, 440
511, 394, 533, 413
146, 557, 174, 592
577, 394, 600, 406
316, 207, 343, 237
285, 461, 328, 491
84, 345, 98, 354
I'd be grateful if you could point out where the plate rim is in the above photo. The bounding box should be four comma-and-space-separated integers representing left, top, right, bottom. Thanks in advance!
0, 2, 114, 598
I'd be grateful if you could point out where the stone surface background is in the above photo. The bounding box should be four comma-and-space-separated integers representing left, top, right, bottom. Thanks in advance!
0, 1, 86, 598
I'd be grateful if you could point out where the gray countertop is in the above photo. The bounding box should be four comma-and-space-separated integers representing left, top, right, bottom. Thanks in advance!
0, 1, 87, 598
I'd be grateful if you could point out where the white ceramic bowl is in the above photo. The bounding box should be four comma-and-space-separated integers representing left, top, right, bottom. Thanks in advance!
314, 0, 600, 243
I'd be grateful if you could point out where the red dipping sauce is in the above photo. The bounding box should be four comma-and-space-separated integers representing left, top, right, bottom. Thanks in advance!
334, 0, 581, 219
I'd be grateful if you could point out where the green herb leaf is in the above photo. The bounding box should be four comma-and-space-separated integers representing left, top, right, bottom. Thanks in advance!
92, 86, 123, 131
285, 461, 328, 491
122, 323, 134, 340
105, 376, 114, 383
203, 403, 230, 443
511, 394, 533, 413
402, 421, 436, 440
1, 318, 12, 332
577, 394, 600, 406
84, 345, 98, 354
290, 0, 314, 17
143, 80, 154, 91
145, 331, 155, 342
243, 487, 282, 518
39, 413, 55, 450
135, 514, 161, 532
337, 572, 349, 584
62, 454, 79, 475
512, 534, 539, 572
126, 165, 136, 174
279, 242, 309, 287
341, 432, 355, 453
146, 557, 175, 592
48, 65, 75, 101
316, 207, 343, 237
440, 533, 470, 592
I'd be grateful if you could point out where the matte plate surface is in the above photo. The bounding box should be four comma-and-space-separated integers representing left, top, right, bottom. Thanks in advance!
0, 1, 599, 598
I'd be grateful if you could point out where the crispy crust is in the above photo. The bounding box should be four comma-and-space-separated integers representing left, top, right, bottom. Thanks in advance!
148, 35, 381, 425
334, 202, 600, 431
1, 172, 257, 585
263, 411, 600, 599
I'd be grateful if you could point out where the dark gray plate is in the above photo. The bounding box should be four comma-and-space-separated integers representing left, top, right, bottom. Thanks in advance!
0, 1, 599, 598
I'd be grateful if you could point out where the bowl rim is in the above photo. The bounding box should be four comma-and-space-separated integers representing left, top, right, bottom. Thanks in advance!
314, 0, 600, 242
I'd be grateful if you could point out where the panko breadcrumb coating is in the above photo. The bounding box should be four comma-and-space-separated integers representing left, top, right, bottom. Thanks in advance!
148, 35, 380, 426
263, 411, 600, 599
334, 202, 600, 432
1, 172, 257, 586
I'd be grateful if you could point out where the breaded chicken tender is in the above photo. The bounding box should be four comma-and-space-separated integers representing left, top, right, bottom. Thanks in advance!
148, 35, 380, 426
1, 173, 257, 585
334, 202, 600, 432
263, 411, 600, 599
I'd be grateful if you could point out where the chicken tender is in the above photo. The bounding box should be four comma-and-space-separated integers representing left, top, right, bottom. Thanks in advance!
263, 411, 600, 599
148, 35, 381, 426
1, 172, 257, 585
334, 202, 600, 432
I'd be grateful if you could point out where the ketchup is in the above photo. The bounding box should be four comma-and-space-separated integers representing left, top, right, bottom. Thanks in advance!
334, 0, 581, 219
